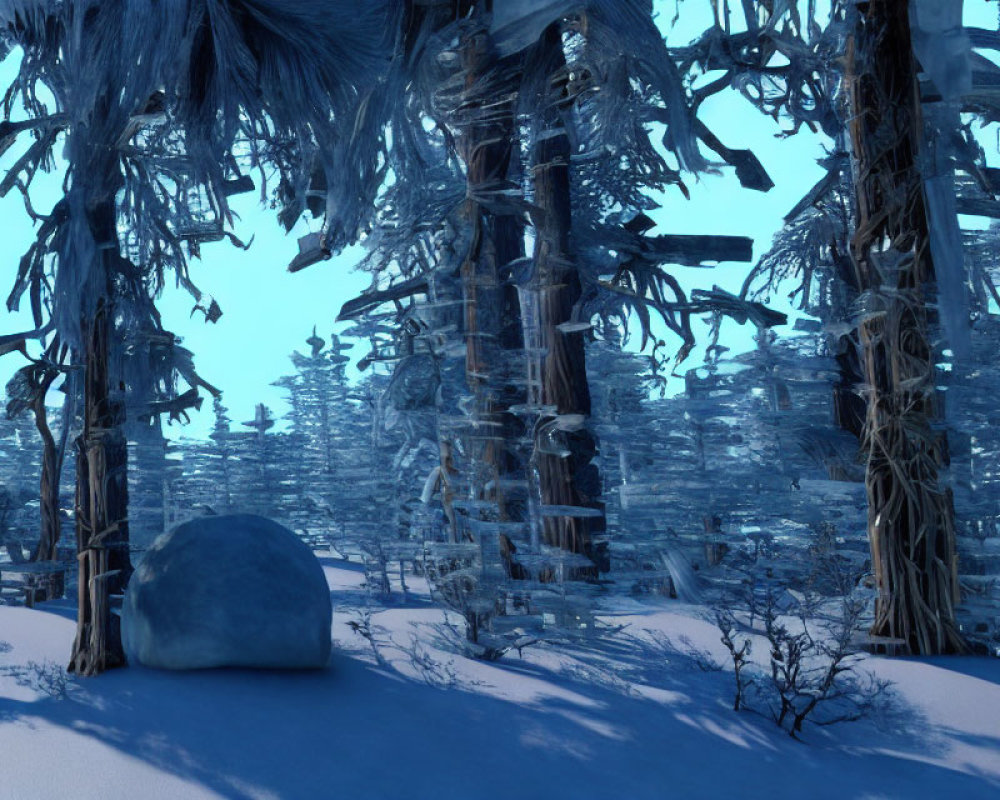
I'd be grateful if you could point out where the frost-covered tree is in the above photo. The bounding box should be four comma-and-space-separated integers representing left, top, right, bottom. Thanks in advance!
0, 0, 396, 674
272, 330, 356, 539
229, 403, 290, 521
208, 395, 235, 516
2, 353, 76, 574
513, 5, 775, 569
706, 0, 974, 654
336, 1, 767, 565
948, 219, 1000, 653
842, 0, 970, 653
126, 418, 180, 555
170, 396, 239, 525
0, 398, 44, 557
319, 1, 782, 650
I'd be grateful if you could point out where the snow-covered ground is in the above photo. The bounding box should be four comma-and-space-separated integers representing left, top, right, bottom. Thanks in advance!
1, 558, 998, 800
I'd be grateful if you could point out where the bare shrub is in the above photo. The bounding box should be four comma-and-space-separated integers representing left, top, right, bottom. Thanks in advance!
714, 609, 753, 711
346, 609, 389, 667
395, 633, 459, 688
3, 660, 74, 699
708, 580, 892, 739
434, 612, 545, 661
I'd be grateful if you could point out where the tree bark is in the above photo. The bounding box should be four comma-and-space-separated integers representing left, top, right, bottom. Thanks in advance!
68, 197, 133, 676
846, 0, 964, 655
527, 24, 603, 570
401, 2, 526, 547
29, 368, 64, 599
457, 27, 527, 528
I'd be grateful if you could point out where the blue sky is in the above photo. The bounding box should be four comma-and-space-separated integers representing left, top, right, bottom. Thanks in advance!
0, 1, 993, 439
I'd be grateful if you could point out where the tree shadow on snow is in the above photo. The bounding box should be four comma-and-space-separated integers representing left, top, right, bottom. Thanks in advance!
474, 623, 1000, 797
916, 655, 1000, 686
5, 650, 992, 798
0, 607, 997, 800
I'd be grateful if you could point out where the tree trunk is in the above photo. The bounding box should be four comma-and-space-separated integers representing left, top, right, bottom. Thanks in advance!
457, 31, 527, 527
846, 0, 964, 655
527, 24, 602, 571
424, 1, 527, 545
30, 368, 64, 598
400, 1, 527, 549
68, 198, 133, 676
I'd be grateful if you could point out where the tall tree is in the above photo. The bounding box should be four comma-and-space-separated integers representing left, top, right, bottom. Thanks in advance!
323, 2, 772, 649
845, 0, 965, 653
209, 395, 235, 515
0, 0, 395, 674
681, 0, 975, 654
328, 1, 534, 643
273, 330, 355, 537
3, 356, 69, 556
338, 0, 763, 554
233, 403, 283, 519
514, 3, 770, 569
0, 393, 45, 560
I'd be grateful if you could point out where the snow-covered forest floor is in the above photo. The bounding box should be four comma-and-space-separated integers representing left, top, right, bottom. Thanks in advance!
1, 557, 998, 800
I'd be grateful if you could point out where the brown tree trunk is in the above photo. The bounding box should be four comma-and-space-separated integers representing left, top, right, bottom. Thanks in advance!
846, 0, 964, 655
457, 44, 526, 526
447, 2, 527, 538
403, 1, 526, 551
527, 24, 602, 570
68, 198, 133, 676
400, 2, 528, 641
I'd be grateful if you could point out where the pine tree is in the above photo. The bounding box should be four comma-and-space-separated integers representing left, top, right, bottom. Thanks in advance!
1, 0, 396, 673
209, 397, 236, 516
273, 330, 355, 541
679, 0, 973, 654
228, 404, 294, 523
843, 0, 965, 653
0, 401, 43, 559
